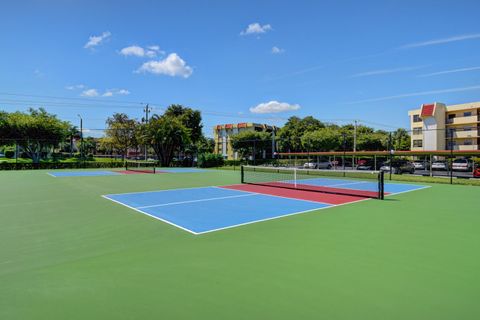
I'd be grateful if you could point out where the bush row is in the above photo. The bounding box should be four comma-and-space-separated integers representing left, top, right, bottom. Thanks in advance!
0, 161, 125, 170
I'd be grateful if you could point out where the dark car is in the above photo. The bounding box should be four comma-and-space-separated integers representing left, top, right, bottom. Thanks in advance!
357, 159, 379, 170
380, 159, 415, 174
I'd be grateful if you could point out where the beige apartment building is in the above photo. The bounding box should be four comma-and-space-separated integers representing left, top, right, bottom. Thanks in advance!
409, 102, 480, 151
213, 122, 278, 160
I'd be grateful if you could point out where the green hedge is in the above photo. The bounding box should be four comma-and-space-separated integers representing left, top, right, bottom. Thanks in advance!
198, 153, 224, 168
0, 161, 125, 170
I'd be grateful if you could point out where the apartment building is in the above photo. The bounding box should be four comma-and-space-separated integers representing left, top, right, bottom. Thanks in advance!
213, 122, 278, 160
409, 102, 480, 151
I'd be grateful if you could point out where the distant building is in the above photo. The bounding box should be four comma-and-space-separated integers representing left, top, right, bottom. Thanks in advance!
408, 102, 480, 151
213, 122, 279, 160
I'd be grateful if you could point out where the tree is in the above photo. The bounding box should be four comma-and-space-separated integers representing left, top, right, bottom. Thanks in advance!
277, 116, 324, 152
105, 113, 139, 160
144, 115, 191, 166
301, 127, 342, 151
0, 108, 70, 163
392, 128, 410, 150
356, 132, 388, 151
164, 105, 202, 144
230, 131, 271, 160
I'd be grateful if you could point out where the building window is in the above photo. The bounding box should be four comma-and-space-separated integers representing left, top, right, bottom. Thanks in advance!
413, 115, 422, 123
413, 140, 423, 147
413, 128, 422, 135
464, 140, 473, 145
464, 111, 472, 117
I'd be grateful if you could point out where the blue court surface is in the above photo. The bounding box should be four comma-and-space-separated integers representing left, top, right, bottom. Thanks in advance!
48, 170, 121, 177
157, 168, 206, 173
103, 187, 330, 234
103, 180, 428, 235
288, 177, 428, 194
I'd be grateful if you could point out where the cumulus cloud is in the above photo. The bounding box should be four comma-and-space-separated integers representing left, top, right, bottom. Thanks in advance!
250, 100, 300, 114
136, 53, 193, 78
240, 23, 272, 36
102, 89, 131, 97
119, 45, 163, 58
84, 31, 111, 49
81, 89, 99, 97
271, 46, 285, 54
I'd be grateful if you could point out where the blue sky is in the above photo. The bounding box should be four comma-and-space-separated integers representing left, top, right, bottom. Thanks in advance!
1, 0, 480, 136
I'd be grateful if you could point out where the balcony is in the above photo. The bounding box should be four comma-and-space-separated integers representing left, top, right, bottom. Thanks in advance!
452, 145, 479, 151
450, 130, 480, 139
446, 115, 480, 125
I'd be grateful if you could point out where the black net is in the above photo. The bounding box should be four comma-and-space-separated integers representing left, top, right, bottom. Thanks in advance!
125, 161, 156, 174
241, 165, 384, 199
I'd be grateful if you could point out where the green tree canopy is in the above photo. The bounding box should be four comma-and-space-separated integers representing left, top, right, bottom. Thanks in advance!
105, 113, 140, 159
301, 127, 342, 151
164, 105, 203, 144
277, 116, 324, 152
0, 108, 70, 163
144, 115, 191, 166
392, 128, 411, 151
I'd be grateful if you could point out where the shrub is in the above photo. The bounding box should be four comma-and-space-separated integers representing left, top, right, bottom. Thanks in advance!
198, 153, 224, 168
5, 150, 14, 158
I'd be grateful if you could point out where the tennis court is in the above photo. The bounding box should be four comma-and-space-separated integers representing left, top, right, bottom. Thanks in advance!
2, 167, 479, 320
103, 169, 427, 234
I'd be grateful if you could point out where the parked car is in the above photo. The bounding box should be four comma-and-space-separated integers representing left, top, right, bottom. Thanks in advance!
0, 153, 5, 158
380, 159, 415, 174
474, 165, 480, 178
413, 160, 430, 170
303, 161, 332, 169
452, 158, 473, 171
431, 160, 449, 171
357, 159, 378, 170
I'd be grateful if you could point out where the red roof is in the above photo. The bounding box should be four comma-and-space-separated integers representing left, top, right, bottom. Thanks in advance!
421, 103, 435, 117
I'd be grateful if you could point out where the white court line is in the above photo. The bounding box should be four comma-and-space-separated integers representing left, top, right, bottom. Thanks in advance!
101, 183, 431, 236
326, 181, 370, 187
46, 172, 57, 178
137, 193, 257, 209
102, 195, 199, 235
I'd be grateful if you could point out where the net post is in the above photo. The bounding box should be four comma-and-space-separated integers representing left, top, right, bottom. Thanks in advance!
378, 170, 385, 200
241, 165, 245, 183
294, 167, 297, 189
153, 167, 156, 174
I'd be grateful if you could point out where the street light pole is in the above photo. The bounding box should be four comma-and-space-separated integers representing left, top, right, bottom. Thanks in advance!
77, 114, 83, 161
143, 104, 151, 161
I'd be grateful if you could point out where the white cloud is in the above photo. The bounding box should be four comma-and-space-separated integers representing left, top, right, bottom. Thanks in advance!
250, 101, 301, 114
65, 84, 85, 90
84, 31, 111, 49
349, 66, 422, 78
81, 89, 99, 97
400, 33, 480, 49
119, 45, 163, 58
418, 66, 480, 77
102, 89, 131, 97
240, 23, 272, 36
272, 46, 285, 54
136, 53, 193, 78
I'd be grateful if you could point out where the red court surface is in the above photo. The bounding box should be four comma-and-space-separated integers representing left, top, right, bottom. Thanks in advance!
220, 184, 369, 205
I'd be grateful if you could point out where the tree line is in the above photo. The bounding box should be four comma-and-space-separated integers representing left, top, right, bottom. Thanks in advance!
0, 105, 215, 166
230, 116, 410, 160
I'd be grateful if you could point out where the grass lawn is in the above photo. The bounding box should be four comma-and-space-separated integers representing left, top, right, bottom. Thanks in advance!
0, 169, 479, 319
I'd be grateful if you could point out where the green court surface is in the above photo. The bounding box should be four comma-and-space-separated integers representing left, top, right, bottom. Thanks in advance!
1, 169, 479, 319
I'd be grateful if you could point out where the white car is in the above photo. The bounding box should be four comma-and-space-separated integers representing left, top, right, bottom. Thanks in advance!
452, 159, 473, 171
303, 162, 332, 169
431, 161, 448, 171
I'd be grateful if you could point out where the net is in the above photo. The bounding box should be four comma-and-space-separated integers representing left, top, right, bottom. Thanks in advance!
125, 161, 157, 174
241, 165, 384, 199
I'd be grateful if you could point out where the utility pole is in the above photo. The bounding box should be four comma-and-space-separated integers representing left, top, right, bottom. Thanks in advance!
143, 104, 151, 161
353, 120, 357, 169
77, 114, 83, 165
